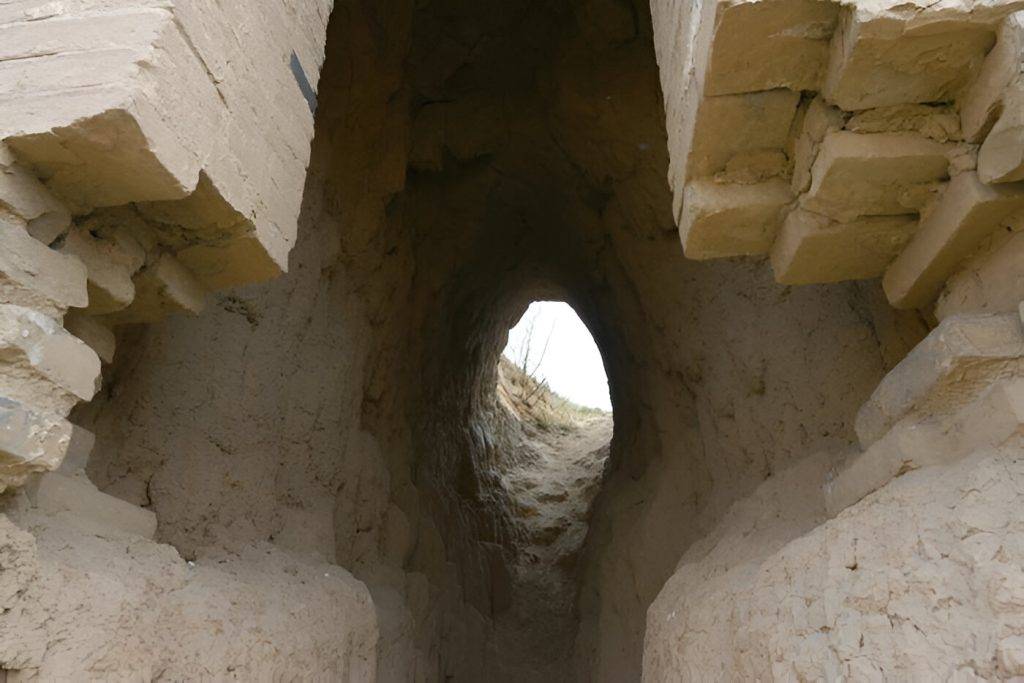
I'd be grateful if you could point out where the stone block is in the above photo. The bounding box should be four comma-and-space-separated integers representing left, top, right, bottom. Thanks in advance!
156, 0, 332, 291
25, 211, 72, 247
800, 131, 951, 222
0, 397, 74, 492
701, 0, 839, 96
960, 13, 1024, 142
828, 378, 1024, 515
655, 0, 804, 216
55, 424, 96, 476
827, 418, 935, 517
686, 89, 802, 180
0, 144, 70, 243
978, 78, 1024, 183
102, 224, 149, 274
168, 0, 327, 192
139, 174, 287, 289
0, 215, 88, 317
0, 8, 221, 210
0, 304, 102, 415
58, 226, 138, 315
28, 472, 157, 539
771, 209, 917, 284
63, 310, 116, 364
0, 0, 331, 298
0, 2, 368, 319
176, 233, 286, 290
931, 373, 1024, 453
883, 172, 1024, 308
679, 179, 793, 259
791, 97, 847, 194
855, 311, 1024, 447
822, 8, 999, 111
937, 228, 1024, 319
654, 0, 711, 220
845, 103, 961, 142
105, 253, 207, 325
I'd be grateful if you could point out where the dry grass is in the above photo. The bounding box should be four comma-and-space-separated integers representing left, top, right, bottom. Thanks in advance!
496, 356, 607, 432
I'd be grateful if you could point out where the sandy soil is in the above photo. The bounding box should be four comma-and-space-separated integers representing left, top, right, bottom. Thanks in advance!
490, 413, 612, 682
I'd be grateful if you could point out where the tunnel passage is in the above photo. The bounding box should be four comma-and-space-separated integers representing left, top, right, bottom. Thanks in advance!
0, 0, 929, 680
65, 0, 695, 676
70, 0, 890, 678
491, 302, 613, 682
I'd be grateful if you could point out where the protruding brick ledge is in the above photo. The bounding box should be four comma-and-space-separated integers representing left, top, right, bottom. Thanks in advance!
653, 0, 1024, 319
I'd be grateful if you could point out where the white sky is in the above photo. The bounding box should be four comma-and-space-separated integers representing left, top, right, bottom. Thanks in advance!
503, 301, 612, 412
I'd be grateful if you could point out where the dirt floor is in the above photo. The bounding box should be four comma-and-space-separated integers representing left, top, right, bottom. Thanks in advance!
489, 364, 613, 681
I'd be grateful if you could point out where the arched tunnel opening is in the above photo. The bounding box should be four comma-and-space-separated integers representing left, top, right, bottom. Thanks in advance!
3, 0, 1023, 680
502, 300, 612, 416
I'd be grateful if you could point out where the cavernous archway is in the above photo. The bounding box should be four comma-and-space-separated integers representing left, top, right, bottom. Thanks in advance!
4, 0, 1018, 680
67, 1, 888, 677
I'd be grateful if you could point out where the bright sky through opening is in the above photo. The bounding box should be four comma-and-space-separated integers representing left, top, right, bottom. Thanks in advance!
503, 301, 611, 412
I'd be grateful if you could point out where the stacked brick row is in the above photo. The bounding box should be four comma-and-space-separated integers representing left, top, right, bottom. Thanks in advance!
0, 145, 99, 490
0, 0, 333, 490
654, 0, 1024, 321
